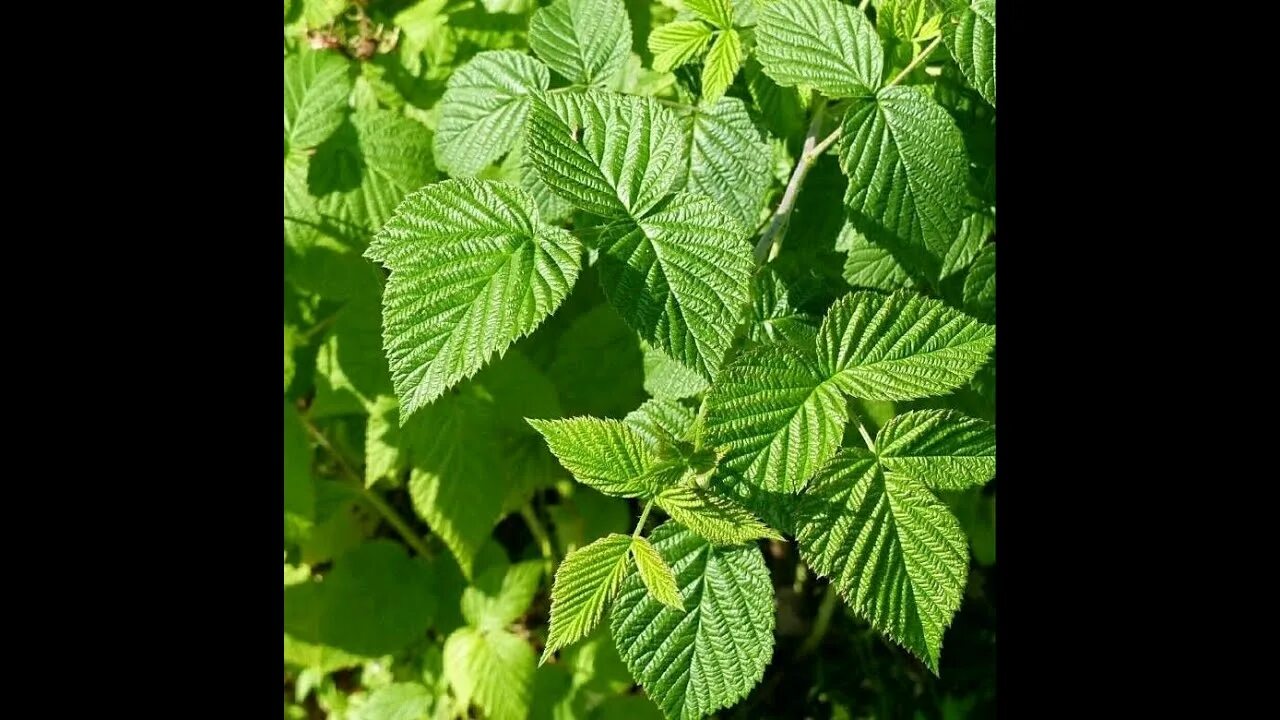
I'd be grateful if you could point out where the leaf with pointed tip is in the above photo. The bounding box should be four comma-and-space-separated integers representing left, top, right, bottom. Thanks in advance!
940, 211, 994, 279
643, 345, 710, 400
686, 0, 734, 28
704, 343, 847, 493
839, 87, 969, 279
755, 0, 884, 97
685, 96, 772, 229
463, 560, 544, 630
365, 179, 581, 417
527, 417, 655, 498
655, 485, 781, 545
817, 290, 994, 401
841, 224, 914, 291
542, 533, 633, 662
942, 0, 996, 107
793, 450, 968, 674
648, 21, 714, 72
630, 536, 683, 608
445, 626, 535, 720
609, 522, 774, 720
284, 50, 352, 150
876, 410, 995, 490
700, 29, 742, 104
963, 243, 995, 323
624, 398, 698, 447
529, 0, 632, 86
434, 51, 550, 177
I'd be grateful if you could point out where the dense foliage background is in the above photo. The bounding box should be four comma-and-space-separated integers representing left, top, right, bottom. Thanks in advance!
284, 0, 996, 718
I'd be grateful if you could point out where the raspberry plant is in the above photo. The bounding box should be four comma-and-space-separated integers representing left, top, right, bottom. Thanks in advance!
284, 0, 996, 718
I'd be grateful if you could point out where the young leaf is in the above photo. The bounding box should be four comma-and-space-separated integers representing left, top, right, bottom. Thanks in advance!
655, 485, 781, 545
529, 0, 632, 86
685, 0, 734, 28
700, 29, 742, 104
941, 0, 996, 107
755, 0, 884, 98
527, 93, 685, 218
839, 87, 969, 277
463, 560, 545, 631
365, 179, 582, 417
630, 536, 683, 609
284, 49, 352, 150
445, 626, 535, 720
817, 290, 994, 401
649, 21, 715, 73
876, 410, 995, 490
793, 451, 968, 674
542, 533, 634, 662
685, 96, 772, 229
610, 522, 774, 720
642, 345, 710, 401
527, 417, 655, 497
624, 398, 698, 448
434, 51, 551, 177
704, 343, 847, 493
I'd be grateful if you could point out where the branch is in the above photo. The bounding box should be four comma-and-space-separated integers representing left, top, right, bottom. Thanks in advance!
754, 98, 840, 264
887, 36, 943, 88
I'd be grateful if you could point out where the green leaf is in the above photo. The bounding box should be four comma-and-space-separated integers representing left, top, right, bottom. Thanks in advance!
284, 402, 315, 540
700, 29, 742, 104
624, 398, 697, 447
962, 243, 995, 322
594, 192, 754, 379
311, 292, 393, 418
610, 522, 774, 720
704, 343, 847, 493
643, 344, 710, 401
685, 0, 734, 28
285, 49, 352, 150
841, 223, 914, 291
529, 0, 632, 86
750, 268, 820, 348
744, 56, 808, 140
655, 485, 781, 544
940, 211, 994, 279
876, 410, 995, 490
309, 110, 438, 241
547, 302, 646, 418
755, 0, 884, 97
445, 626, 535, 720
630, 536, 683, 608
839, 87, 969, 278
542, 534, 634, 661
355, 683, 434, 720
527, 93, 686, 219
817, 290, 995, 401
365, 179, 582, 417
527, 418, 655, 497
434, 51, 551, 177
648, 21, 714, 72
941, 0, 996, 107
685, 96, 771, 229
463, 560, 545, 630
285, 541, 437, 663
793, 451, 969, 673
365, 395, 403, 488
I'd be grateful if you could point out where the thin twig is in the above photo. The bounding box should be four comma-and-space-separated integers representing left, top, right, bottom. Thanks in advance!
632, 500, 655, 539
797, 584, 839, 657
520, 503, 557, 577
887, 36, 943, 88
753, 97, 830, 263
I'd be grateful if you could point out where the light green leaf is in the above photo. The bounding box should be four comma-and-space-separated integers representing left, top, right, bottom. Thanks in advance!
365, 179, 582, 418
643, 345, 710, 400
685, 0, 734, 28
445, 626, 535, 720
434, 51, 550, 177
285, 49, 352, 150
941, 0, 996, 107
704, 343, 847, 493
529, 0, 632, 86
839, 86, 969, 279
755, 0, 883, 97
841, 223, 914, 291
595, 192, 754, 379
527, 93, 686, 218
355, 683, 433, 720
527, 418, 655, 498
817, 290, 995, 400
962, 243, 995, 323
793, 451, 968, 673
308, 109, 437, 241
700, 29, 742, 104
685, 96, 771, 229
365, 395, 403, 488
744, 56, 808, 140
876, 410, 995, 490
624, 398, 697, 447
940, 211, 994, 279
655, 485, 781, 544
630, 536, 683, 608
463, 560, 545, 630
311, 292, 392, 418
648, 21, 714, 72
610, 522, 774, 720
542, 534, 634, 661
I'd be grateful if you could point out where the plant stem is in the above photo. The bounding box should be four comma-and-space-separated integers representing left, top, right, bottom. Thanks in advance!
858, 0, 871, 11
754, 96, 831, 264
632, 500, 655, 539
797, 584, 839, 657
854, 417, 876, 453
887, 36, 943, 88
521, 503, 556, 577
300, 416, 434, 560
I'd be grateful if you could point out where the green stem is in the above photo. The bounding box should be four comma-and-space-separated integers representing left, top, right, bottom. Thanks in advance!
858, 0, 872, 10
521, 503, 556, 577
797, 584, 839, 657
887, 35, 943, 88
754, 95, 829, 263
854, 417, 876, 453
301, 416, 434, 560
632, 500, 655, 539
